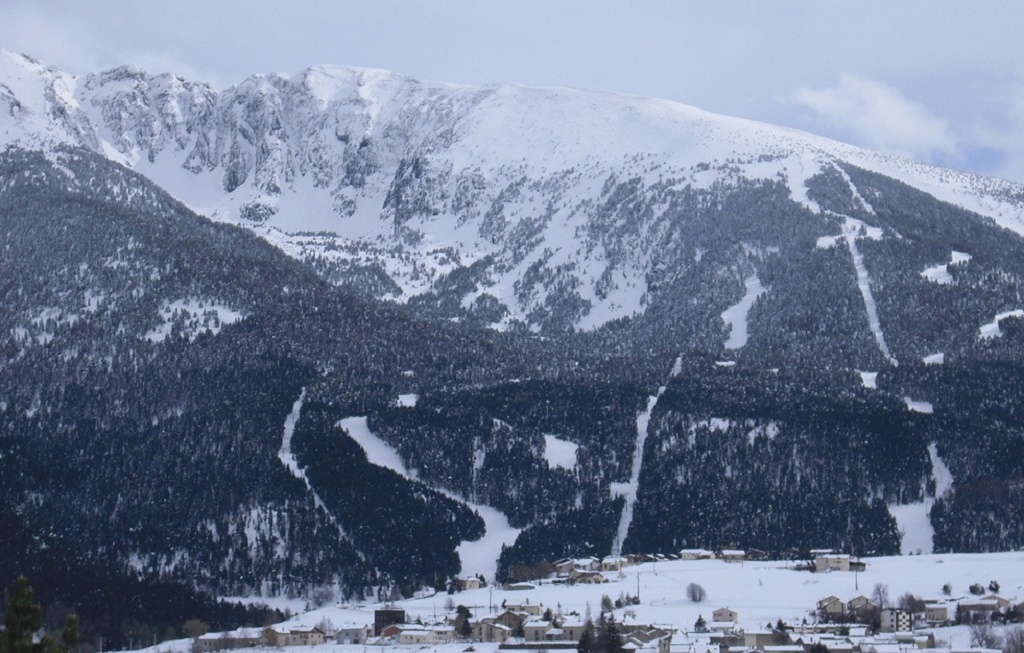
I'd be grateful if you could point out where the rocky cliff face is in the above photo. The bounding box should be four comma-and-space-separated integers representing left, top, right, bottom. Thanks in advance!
8, 50, 1024, 338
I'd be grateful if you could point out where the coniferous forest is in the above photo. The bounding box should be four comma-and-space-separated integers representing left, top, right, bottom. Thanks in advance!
3, 142, 1024, 642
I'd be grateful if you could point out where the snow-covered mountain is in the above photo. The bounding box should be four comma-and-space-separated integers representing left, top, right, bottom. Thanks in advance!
5, 49, 1024, 334
6, 51, 1024, 638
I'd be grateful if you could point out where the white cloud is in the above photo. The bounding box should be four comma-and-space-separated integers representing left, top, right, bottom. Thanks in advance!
794, 74, 959, 164
0, 4, 101, 73
992, 87, 1024, 182
2, 2, 1023, 184
955, 85, 1024, 184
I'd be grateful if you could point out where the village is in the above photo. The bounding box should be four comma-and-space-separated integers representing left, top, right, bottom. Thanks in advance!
180, 550, 1024, 653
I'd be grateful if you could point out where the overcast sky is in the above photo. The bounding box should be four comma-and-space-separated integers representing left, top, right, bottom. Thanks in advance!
4, 0, 1024, 183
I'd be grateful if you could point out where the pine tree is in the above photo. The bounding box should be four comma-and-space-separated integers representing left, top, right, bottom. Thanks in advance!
1, 578, 80, 653
596, 614, 624, 653
57, 614, 79, 653
2, 576, 44, 653
577, 620, 595, 653
455, 605, 473, 639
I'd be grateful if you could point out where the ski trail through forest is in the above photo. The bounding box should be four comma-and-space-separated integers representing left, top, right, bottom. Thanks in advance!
612, 357, 682, 556
277, 388, 348, 537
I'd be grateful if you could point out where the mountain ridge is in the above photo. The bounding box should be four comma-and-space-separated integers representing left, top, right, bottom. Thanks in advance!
5, 50, 1024, 334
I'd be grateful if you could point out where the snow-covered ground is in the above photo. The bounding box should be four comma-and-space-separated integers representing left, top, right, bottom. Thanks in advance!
921, 251, 972, 285
928, 443, 955, 499
155, 552, 1024, 653
144, 298, 246, 343
904, 397, 935, 414
277, 391, 306, 479
611, 394, 657, 555
979, 309, 1024, 339
887, 444, 955, 556
396, 394, 419, 408
888, 503, 936, 556
543, 434, 578, 470
610, 358, 683, 556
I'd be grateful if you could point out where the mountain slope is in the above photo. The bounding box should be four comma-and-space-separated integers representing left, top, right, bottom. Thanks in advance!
0, 145, 568, 614
4, 52, 1024, 632
5, 49, 1024, 340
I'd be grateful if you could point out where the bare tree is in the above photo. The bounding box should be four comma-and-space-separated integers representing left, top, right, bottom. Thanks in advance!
601, 595, 614, 613
969, 622, 1001, 649
687, 583, 707, 603
1003, 626, 1024, 653
315, 587, 336, 608
316, 617, 336, 637
871, 583, 890, 610
897, 592, 925, 614
183, 620, 210, 639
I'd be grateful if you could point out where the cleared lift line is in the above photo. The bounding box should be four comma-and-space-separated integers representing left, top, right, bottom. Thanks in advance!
612, 356, 681, 556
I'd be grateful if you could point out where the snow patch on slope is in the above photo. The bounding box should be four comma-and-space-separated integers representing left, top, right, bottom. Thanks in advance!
144, 298, 246, 343
888, 502, 934, 555
340, 416, 416, 478
746, 422, 779, 447
543, 434, 578, 470
816, 235, 842, 250
721, 274, 766, 349
887, 445, 953, 556
929, 442, 954, 498
979, 309, 1024, 339
921, 251, 972, 285
396, 394, 418, 408
612, 393, 659, 556
904, 397, 934, 414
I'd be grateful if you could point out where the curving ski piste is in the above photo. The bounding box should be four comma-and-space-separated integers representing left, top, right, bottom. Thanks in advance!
338, 416, 520, 582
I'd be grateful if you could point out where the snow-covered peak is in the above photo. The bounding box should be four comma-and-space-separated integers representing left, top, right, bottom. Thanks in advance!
297, 64, 405, 108
6, 53, 1024, 334
4, 52, 1021, 217
0, 50, 96, 151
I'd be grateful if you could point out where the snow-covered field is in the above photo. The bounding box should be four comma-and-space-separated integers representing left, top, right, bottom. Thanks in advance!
147, 552, 1024, 653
